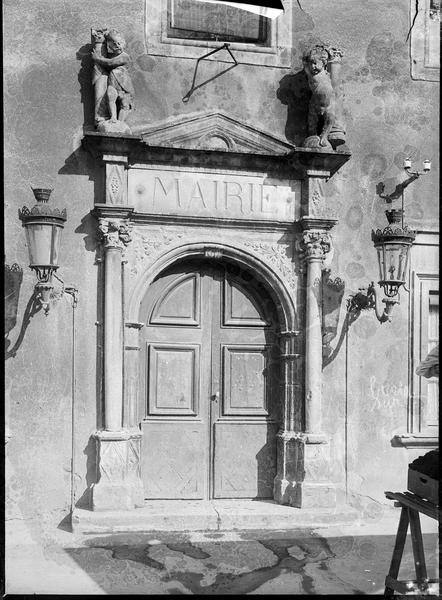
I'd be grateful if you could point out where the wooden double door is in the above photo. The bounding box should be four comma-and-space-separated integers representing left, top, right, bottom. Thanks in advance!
139, 259, 280, 500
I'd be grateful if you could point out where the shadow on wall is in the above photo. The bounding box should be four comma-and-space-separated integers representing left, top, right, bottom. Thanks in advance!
321, 270, 363, 367
277, 69, 310, 146
5, 263, 43, 360
75, 437, 98, 510
76, 42, 96, 131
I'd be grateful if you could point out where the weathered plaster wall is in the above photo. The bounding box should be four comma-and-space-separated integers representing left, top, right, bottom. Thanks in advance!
4, 0, 439, 526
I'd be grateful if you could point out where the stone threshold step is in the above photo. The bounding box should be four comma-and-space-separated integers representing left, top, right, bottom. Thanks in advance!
72, 500, 360, 534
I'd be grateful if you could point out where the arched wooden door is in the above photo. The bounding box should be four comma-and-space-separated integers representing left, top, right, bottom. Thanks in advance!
139, 259, 281, 500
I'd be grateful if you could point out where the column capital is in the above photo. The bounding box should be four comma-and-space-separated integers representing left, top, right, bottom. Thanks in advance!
298, 229, 333, 261
98, 218, 133, 250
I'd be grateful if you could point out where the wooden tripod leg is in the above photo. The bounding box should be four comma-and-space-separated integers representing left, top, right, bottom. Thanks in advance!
408, 508, 428, 585
384, 507, 409, 596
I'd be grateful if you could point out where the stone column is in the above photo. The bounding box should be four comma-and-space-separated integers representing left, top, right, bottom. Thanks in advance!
91, 213, 143, 510
300, 227, 332, 434
99, 218, 131, 431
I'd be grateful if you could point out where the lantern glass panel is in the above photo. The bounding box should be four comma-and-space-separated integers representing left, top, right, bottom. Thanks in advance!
383, 242, 411, 283
25, 223, 58, 266
50, 226, 62, 265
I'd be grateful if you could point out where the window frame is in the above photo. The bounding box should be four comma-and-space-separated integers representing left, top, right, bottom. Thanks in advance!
392, 231, 439, 449
167, 0, 270, 46
145, 0, 293, 68
410, 0, 440, 81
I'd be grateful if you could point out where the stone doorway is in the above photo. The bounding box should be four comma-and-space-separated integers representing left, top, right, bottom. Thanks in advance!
138, 258, 281, 500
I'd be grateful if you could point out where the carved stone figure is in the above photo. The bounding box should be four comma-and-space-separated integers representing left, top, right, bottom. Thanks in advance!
91, 28, 109, 126
302, 45, 346, 150
90, 28, 134, 134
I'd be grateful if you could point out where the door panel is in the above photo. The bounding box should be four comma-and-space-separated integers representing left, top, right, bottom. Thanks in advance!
142, 421, 206, 499
139, 259, 279, 500
223, 277, 269, 326
148, 343, 200, 416
213, 422, 278, 498
151, 273, 200, 325
222, 345, 269, 415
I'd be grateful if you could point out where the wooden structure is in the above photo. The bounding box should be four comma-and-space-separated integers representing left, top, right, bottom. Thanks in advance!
384, 490, 440, 596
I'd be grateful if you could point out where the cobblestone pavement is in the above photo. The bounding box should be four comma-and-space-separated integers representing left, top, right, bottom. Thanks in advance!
6, 521, 439, 595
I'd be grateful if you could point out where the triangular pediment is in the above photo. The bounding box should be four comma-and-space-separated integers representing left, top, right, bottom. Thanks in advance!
131, 111, 295, 155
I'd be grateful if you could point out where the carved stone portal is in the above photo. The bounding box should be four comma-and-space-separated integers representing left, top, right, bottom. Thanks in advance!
82, 113, 351, 514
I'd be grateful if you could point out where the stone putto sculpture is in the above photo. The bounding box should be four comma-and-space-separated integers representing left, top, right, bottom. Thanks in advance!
302, 44, 346, 150
90, 27, 134, 134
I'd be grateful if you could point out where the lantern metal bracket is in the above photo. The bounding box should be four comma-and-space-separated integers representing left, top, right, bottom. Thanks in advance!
347, 282, 399, 324
36, 272, 78, 315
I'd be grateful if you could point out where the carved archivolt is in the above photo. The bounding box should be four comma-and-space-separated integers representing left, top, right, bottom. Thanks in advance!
128, 228, 184, 277
243, 241, 296, 290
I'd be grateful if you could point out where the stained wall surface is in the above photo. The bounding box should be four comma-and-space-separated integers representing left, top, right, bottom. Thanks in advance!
4, 0, 439, 528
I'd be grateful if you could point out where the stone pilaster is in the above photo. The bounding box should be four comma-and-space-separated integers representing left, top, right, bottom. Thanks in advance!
274, 330, 303, 505
293, 163, 340, 508
103, 154, 128, 205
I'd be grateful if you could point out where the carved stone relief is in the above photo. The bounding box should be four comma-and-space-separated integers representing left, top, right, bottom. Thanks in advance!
128, 228, 185, 277
106, 163, 125, 204
243, 241, 297, 290
98, 218, 133, 250
297, 230, 332, 261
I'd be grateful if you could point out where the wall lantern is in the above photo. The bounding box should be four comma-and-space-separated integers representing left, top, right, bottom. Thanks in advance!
349, 158, 431, 323
18, 188, 67, 314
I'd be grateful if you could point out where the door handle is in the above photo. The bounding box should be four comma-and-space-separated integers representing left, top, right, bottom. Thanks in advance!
212, 392, 219, 402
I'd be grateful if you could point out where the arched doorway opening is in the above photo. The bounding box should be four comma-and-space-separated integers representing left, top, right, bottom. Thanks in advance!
138, 257, 283, 500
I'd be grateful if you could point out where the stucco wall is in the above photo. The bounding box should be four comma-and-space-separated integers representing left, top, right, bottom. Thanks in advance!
4, 0, 439, 527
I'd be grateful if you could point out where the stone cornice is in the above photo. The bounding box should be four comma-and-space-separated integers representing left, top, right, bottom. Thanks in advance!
82, 131, 351, 179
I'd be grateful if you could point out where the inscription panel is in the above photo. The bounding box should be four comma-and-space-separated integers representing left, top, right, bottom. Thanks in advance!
129, 166, 300, 222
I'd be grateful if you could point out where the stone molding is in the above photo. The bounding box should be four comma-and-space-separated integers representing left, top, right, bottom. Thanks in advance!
131, 111, 295, 155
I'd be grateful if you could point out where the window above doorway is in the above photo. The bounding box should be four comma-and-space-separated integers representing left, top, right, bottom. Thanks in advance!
145, 0, 292, 68
168, 0, 270, 45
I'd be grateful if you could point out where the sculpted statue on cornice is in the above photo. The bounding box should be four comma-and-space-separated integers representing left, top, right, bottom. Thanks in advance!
90, 27, 134, 134
302, 44, 346, 150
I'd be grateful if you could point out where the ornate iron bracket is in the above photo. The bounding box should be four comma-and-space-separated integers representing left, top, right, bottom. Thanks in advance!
347, 282, 399, 324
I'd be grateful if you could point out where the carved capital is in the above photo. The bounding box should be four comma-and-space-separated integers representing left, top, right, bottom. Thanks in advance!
298, 230, 332, 261
98, 218, 132, 250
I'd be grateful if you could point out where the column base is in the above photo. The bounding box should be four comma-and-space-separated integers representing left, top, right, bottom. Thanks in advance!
91, 429, 144, 511
274, 431, 336, 509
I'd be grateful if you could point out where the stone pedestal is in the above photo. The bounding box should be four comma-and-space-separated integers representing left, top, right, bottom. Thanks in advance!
91, 430, 144, 511
274, 432, 336, 508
